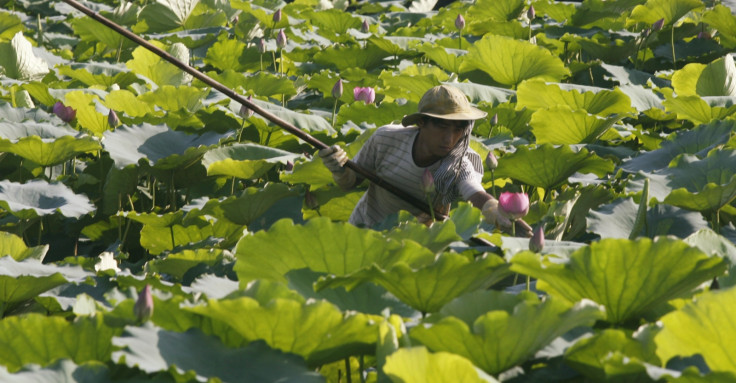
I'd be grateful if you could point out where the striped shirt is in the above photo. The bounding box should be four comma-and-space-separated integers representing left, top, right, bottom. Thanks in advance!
349, 124, 484, 227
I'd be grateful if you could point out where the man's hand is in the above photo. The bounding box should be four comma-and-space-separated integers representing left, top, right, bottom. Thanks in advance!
319, 145, 349, 173
482, 198, 533, 237
319, 145, 355, 190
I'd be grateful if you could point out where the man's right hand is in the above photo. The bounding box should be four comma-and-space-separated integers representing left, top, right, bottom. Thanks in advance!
319, 145, 349, 173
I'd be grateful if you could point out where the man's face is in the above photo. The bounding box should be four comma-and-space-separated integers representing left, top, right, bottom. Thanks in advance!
418, 118, 469, 158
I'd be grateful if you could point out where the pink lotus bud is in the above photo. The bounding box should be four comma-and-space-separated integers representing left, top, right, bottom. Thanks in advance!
353, 87, 375, 104
332, 79, 343, 99
258, 38, 267, 54
53, 101, 76, 123
498, 191, 529, 220
305, 189, 319, 210
276, 29, 287, 48
108, 109, 120, 128
284, 160, 294, 171
491, 113, 498, 125
652, 18, 664, 32
361, 19, 370, 33
527, 5, 535, 20
239, 95, 254, 118
697, 31, 711, 39
455, 14, 465, 30
485, 151, 498, 170
421, 168, 435, 194
273, 9, 282, 23
529, 225, 544, 253
134, 284, 154, 321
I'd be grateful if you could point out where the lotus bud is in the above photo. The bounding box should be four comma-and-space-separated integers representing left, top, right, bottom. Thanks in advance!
239, 95, 254, 118
498, 191, 529, 220
491, 113, 498, 125
361, 19, 370, 33
258, 38, 267, 54
332, 79, 343, 99
698, 31, 711, 39
53, 101, 76, 123
232, 15, 239, 25
108, 109, 120, 128
529, 225, 544, 253
455, 14, 465, 30
652, 18, 664, 32
527, 5, 535, 20
642, 28, 651, 39
284, 160, 294, 172
276, 29, 287, 48
134, 284, 154, 322
305, 189, 319, 210
353, 86, 375, 104
485, 151, 498, 170
273, 8, 282, 23
15, 89, 34, 108
421, 168, 435, 194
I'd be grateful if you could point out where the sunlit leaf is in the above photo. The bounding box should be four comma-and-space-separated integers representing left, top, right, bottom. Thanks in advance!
126, 41, 192, 86
0, 232, 47, 261
671, 55, 736, 97
202, 143, 299, 180
0, 32, 49, 80
384, 347, 498, 383
629, 0, 705, 27
530, 106, 622, 144
516, 81, 635, 116
0, 121, 100, 166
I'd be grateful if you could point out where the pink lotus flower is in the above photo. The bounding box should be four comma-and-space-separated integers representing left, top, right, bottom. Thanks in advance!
134, 284, 154, 321
53, 101, 76, 123
455, 14, 465, 30
421, 168, 435, 194
529, 225, 544, 253
498, 191, 529, 220
353, 87, 375, 104
332, 79, 343, 99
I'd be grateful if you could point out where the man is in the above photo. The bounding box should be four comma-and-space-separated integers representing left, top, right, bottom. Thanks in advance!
320, 85, 532, 235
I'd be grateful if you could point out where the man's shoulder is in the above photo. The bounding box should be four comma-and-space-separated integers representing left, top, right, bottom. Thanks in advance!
373, 124, 417, 139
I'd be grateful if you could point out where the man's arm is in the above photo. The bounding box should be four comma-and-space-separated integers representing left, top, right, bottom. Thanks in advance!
319, 145, 358, 190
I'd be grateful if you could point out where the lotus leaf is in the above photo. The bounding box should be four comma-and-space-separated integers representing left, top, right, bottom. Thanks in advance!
663, 95, 736, 125
202, 143, 299, 180
671, 54, 736, 97
196, 183, 300, 225
234, 217, 434, 284
112, 324, 323, 382
530, 106, 621, 144
588, 198, 709, 239
0, 314, 113, 372
0, 32, 49, 80
185, 296, 379, 366
125, 41, 192, 86
0, 359, 114, 382
464, 35, 570, 88
655, 286, 736, 374
628, 0, 704, 27
0, 231, 48, 261
493, 144, 614, 190
516, 81, 635, 116
685, 229, 736, 288
702, 5, 736, 50
662, 150, 736, 213
57, 63, 140, 89
511, 237, 729, 324
410, 291, 603, 375
316, 252, 511, 314
63, 90, 109, 136
467, 0, 524, 22
0, 125, 100, 166
0, 179, 95, 219
313, 44, 392, 72
147, 248, 225, 281
0, 12, 23, 41
384, 347, 498, 383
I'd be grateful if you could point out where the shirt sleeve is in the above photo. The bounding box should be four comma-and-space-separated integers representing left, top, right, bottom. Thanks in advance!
458, 151, 485, 199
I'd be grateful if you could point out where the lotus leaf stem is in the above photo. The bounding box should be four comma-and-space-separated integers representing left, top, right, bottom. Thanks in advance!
344, 357, 352, 383
671, 27, 676, 70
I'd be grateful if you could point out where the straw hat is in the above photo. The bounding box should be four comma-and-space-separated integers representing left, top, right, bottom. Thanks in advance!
401, 85, 487, 127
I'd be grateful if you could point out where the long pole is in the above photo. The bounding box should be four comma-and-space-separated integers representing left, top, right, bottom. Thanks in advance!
59, 0, 446, 219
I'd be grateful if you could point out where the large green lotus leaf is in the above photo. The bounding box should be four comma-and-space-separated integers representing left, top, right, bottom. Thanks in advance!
203, 39, 247, 72
122, 211, 183, 227
234, 217, 433, 284
57, 63, 140, 89
516, 81, 635, 116
0, 32, 49, 80
60, 91, 109, 136
494, 144, 614, 190
113, 324, 323, 382
0, 256, 86, 308
622, 120, 735, 173
212, 71, 297, 99
301, 189, 363, 222
384, 347, 498, 383
185, 297, 379, 366
202, 143, 299, 180
125, 41, 192, 86
530, 106, 621, 145
138, 85, 207, 113
313, 44, 392, 72
197, 183, 300, 226
685, 229, 736, 288
663, 95, 736, 125
305, 9, 361, 37
467, 0, 524, 22
380, 73, 440, 104
628, 0, 704, 26
663, 150, 736, 213
510, 237, 729, 324
249, 97, 335, 134
337, 100, 415, 127
588, 198, 709, 239
102, 123, 226, 169
0, 179, 95, 219
464, 35, 570, 88
655, 286, 736, 374
564, 329, 659, 382
702, 5, 736, 50
385, 219, 462, 254
415, 43, 463, 75
672, 55, 736, 97
104, 89, 158, 118
139, 220, 214, 255
0, 127, 100, 167
448, 82, 515, 105
147, 248, 225, 281
0, 359, 118, 383
315, 252, 511, 314
0, 314, 113, 372
410, 293, 603, 375
135, 0, 197, 33
71, 16, 130, 55
0, 231, 48, 261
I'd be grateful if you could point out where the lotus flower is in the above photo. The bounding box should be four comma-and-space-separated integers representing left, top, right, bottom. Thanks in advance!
498, 192, 529, 220
332, 79, 343, 99
361, 19, 370, 33
53, 102, 76, 123
276, 29, 287, 48
273, 8, 282, 23
421, 168, 435, 194
134, 284, 154, 322
652, 18, 664, 32
485, 151, 498, 170
455, 14, 465, 30
239, 95, 254, 118
108, 109, 120, 128
353, 87, 375, 104
529, 225, 544, 253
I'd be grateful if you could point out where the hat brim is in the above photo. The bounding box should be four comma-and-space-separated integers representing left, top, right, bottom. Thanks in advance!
401, 108, 488, 127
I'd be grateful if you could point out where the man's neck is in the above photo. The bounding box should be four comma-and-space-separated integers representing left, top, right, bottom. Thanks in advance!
412, 130, 441, 167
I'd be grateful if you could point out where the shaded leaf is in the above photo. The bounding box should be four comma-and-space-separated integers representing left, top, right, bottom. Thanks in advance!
0, 179, 95, 219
